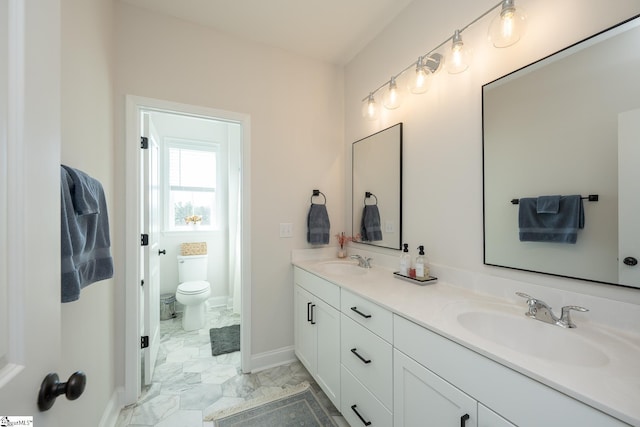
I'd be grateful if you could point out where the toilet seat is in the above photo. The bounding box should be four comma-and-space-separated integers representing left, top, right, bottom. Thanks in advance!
177, 280, 210, 295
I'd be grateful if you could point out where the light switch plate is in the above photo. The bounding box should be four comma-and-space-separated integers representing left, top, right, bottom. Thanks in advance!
279, 223, 293, 238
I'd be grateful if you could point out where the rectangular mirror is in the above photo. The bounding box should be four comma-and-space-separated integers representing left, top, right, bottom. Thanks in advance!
352, 123, 402, 250
483, 15, 640, 288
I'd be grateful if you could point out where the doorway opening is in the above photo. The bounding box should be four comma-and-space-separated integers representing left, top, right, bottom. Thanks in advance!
124, 96, 252, 405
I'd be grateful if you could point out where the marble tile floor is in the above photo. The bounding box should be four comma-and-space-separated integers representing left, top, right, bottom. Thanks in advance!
116, 305, 348, 427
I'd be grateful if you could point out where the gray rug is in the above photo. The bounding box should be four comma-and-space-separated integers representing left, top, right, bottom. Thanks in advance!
205, 382, 337, 426
209, 324, 240, 356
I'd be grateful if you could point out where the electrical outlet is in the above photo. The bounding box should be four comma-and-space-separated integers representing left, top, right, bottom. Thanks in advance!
279, 223, 293, 238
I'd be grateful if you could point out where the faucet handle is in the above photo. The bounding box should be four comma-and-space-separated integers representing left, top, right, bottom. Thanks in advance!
515, 292, 534, 300
559, 305, 589, 328
516, 292, 539, 316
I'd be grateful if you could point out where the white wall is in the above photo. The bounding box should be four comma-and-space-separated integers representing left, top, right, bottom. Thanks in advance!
345, 0, 640, 303
114, 3, 345, 361
61, 0, 117, 424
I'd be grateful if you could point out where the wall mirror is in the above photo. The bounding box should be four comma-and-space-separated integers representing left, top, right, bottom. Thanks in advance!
352, 123, 402, 250
483, 15, 640, 288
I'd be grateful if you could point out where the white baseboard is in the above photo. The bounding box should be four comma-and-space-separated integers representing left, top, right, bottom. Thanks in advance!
208, 295, 228, 308
250, 345, 296, 373
99, 387, 124, 427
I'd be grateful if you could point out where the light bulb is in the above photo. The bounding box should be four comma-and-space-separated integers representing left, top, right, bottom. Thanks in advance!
447, 30, 471, 74
361, 93, 378, 121
383, 77, 402, 109
408, 57, 433, 94
488, 0, 527, 48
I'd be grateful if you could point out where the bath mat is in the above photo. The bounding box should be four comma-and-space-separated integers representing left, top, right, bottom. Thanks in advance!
210, 324, 240, 356
204, 381, 338, 426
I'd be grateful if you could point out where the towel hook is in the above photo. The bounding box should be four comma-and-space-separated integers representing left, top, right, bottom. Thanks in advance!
311, 189, 327, 205
364, 191, 378, 206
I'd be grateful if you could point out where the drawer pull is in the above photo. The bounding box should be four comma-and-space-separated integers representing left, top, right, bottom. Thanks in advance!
310, 304, 316, 324
460, 413, 470, 427
351, 404, 372, 426
350, 348, 372, 364
307, 302, 312, 322
351, 306, 372, 319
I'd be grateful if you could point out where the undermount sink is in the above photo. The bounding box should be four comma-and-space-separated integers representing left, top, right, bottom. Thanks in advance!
316, 261, 368, 276
455, 306, 610, 367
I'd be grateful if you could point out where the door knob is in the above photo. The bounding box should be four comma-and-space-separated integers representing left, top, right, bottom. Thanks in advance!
159, 249, 166, 255
37, 371, 86, 411
623, 257, 638, 266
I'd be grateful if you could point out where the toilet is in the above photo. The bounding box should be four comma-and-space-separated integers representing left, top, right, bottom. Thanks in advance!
175, 254, 211, 331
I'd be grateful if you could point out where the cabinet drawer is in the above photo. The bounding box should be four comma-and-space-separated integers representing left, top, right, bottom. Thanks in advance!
341, 288, 393, 342
294, 267, 340, 309
341, 315, 393, 410
342, 365, 392, 427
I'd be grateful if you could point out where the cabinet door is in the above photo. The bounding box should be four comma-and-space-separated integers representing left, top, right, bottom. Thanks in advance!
394, 349, 477, 427
478, 404, 516, 427
294, 285, 316, 373
315, 297, 341, 410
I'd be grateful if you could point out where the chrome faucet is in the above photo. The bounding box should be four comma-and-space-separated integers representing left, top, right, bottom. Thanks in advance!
516, 292, 588, 328
350, 254, 373, 268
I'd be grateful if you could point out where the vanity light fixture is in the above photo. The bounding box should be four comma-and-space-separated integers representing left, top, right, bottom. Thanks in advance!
361, 0, 527, 119
407, 54, 443, 94
488, 0, 527, 48
447, 30, 472, 74
382, 77, 402, 109
361, 93, 379, 121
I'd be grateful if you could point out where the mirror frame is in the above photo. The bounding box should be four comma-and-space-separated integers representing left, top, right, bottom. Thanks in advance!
352, 123, 403, 250
482, 14, 640, 288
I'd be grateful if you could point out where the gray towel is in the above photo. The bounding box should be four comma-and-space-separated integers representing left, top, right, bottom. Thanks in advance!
536, 195, 560, 213
518, 195, 584, 243
360, 205, 382, 242
61, 166, 114, 302
307, 203, 330, 244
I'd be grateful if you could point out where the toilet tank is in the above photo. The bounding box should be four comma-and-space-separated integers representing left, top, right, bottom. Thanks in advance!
177, 255, 208, 282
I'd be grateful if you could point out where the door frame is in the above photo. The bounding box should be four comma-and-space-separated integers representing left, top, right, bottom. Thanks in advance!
123, 95, 252, 405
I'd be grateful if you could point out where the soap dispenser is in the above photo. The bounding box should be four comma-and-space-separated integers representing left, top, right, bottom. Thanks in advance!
415, 246, 428, 279
399, 243, 410, 276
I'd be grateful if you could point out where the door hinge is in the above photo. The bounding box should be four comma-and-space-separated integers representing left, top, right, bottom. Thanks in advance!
140, 136, 149, 149
141, 336, 149, 349
141, 234, 149, 246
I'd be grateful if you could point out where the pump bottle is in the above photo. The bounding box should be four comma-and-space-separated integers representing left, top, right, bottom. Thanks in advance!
415, 245, 428, 279
399, 243, 410, 276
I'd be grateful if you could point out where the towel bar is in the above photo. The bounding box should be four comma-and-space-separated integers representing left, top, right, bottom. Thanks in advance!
311, 189, 326, 205
511, 194, 598, 205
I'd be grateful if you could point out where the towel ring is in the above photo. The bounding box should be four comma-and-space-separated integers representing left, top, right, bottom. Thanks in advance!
364, 192, 378, 206
311, 189, 327, 205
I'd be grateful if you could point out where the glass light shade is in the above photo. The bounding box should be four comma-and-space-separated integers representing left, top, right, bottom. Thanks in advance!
361, 94, 378, 120
408, 58, 433, 94
382, 77, 402, 109
447, 30, 471, 74
488, 0, 527, 48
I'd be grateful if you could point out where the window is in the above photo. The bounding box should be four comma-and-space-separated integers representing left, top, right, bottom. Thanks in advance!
164, 140, 219, 231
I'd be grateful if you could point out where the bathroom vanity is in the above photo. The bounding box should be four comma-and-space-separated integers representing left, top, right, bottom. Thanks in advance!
293, 256, 640, 427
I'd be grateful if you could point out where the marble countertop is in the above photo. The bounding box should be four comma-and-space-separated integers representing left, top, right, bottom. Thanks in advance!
293, 258, 640, 426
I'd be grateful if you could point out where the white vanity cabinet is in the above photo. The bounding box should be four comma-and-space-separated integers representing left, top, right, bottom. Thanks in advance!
393, 315, 628, 427
293, 268, 341, 410
340, 289, 393, 427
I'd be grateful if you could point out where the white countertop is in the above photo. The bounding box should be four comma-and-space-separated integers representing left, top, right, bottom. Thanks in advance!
293, 257, 640, 426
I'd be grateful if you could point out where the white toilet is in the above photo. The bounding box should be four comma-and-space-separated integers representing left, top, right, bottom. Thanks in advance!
175, 254, 211, 331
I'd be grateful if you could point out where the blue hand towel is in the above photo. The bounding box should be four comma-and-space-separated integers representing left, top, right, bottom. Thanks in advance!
360, 205, 382, 242
536, 195, 560, 213
307, 203, 330, 245
518, 195, 584, 243
61, 166, 114, 302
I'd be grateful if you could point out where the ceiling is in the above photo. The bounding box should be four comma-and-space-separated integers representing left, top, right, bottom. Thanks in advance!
119, 0, 415, 64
